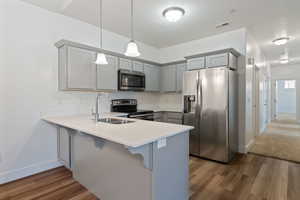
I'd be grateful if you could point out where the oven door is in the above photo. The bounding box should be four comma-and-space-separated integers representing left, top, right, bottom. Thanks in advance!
118, 70, 145, 91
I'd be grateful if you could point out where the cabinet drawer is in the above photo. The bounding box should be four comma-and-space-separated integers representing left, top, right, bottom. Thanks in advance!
167, 112, 183, 119
187, 57, 205, 70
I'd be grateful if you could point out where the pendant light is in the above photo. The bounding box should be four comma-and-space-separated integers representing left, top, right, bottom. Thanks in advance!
124, 0, 140, 57
95, 0, 108, 65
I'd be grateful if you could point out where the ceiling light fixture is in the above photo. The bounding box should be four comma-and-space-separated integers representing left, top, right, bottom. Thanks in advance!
163, 7, 185, 22
95, 0, 108, 65
124, 0, 140, 57
280, 58, 289, 64
272, 37, 290, 46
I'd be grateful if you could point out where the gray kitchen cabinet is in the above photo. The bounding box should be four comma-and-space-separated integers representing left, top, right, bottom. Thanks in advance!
187, 57, 205, 71
65, 47, 96, 90
144, 64, 160, 92
58, 127, 71, 169
96, 55, 118, 91
161, 65, 177, 92
132, 61, 144, 72
119, 58, 132, 70
205, 52, 237, 69
154, 112, 183, 124
176, 63, 187, 92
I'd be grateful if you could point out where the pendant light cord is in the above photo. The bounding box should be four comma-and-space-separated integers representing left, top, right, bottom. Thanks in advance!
131, 0, 134, 41
100, 0, 103, 48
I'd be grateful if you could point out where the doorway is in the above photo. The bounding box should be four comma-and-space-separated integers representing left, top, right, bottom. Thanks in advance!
249, 79, 300, 162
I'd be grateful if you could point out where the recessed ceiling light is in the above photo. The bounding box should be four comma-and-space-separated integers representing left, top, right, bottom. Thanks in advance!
163, 7, 185, 22
280, 58, 289, 64
272, 37, 290, 46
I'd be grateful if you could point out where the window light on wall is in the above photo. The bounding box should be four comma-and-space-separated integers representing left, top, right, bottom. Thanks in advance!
284, 80, 295, 89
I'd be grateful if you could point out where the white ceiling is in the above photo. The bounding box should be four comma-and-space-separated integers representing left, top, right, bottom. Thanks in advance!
21, 0, 300, 65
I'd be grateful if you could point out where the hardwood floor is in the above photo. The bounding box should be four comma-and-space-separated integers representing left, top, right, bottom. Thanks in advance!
190, 154, 300, 200
1, 154, 300, 200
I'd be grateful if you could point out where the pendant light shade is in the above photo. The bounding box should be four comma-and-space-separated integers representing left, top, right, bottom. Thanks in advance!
125, 40, 140, 57
95, 53, 108, 65
124, 0, 140, 57
94, 0, 108, 65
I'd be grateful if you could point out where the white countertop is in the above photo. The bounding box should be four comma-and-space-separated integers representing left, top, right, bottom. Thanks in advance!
43, 113, 193, 148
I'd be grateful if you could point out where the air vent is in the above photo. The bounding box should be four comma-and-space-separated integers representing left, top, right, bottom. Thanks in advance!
216, 22, 230, 29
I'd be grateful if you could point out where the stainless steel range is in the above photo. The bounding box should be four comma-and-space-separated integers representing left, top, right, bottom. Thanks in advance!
111, 99, 154, 121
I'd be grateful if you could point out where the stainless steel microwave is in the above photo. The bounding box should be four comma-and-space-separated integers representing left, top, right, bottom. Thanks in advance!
118, 70, 145, 91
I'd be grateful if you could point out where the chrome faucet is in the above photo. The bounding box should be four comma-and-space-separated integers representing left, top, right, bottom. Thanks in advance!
94, 93, 101, 122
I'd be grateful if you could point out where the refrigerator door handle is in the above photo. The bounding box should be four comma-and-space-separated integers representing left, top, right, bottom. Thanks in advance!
199, 78, 203, 117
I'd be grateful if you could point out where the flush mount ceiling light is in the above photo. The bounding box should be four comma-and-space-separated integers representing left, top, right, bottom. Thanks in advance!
272, 37, 290, 46
280, 58, 289, 64
124, 0, 140, 57
163, 7, 185, 22
95, 0, 108, 65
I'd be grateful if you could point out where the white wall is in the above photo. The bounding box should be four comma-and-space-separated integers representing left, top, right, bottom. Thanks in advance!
0, 0, 163, 184
277, 80, 296, 114
159, 28, 247, 63
297, 80, 300, 122
242, 31, 269, 152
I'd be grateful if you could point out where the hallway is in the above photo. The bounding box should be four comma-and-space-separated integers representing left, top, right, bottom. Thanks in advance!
249, 117, 300, 163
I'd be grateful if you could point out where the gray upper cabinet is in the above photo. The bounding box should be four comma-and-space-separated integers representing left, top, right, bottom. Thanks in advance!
96, 55, 118, 91
132, 61, 144, 72
144, 64, 160, 92
119, 58, 132, 70
176, 63, 186, 92
161, 65, 177, 92
187, 57, 205, 71
206, 53, 228, 68
61, 46, 96, 90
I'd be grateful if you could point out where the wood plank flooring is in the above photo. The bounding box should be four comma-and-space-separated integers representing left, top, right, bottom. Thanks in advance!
1, 154, 300, 200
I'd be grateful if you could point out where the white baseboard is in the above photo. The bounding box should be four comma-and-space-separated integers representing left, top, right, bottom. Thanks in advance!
0, 160, 63, 184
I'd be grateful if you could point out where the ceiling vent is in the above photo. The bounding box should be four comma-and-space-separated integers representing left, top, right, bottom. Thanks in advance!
216, 22, 230, 29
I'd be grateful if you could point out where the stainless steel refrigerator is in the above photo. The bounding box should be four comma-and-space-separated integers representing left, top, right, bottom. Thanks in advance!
183, 67, 238, 163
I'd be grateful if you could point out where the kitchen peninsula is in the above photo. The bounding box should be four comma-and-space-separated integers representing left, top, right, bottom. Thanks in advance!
43, 114, 193, 200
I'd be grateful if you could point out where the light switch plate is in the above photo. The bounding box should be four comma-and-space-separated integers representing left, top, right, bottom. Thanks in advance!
157, 138, 167, 149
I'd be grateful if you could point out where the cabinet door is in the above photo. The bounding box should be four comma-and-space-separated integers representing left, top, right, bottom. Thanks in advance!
206, 53, 228, 68
161, 65, 177, 92
176, 63, 186, 92
58, 128, 71, 169
187, 57, 205, 70
67, 47, 96, 90
132, 61, 144, 72
96, 55, 118, 90
144, 64, 160, 92
119, 58, 132, 70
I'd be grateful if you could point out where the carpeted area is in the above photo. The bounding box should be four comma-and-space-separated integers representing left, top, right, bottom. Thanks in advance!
249, 115, 300, 163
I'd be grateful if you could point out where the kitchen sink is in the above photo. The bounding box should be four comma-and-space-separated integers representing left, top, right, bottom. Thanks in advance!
98, 118, 135, 124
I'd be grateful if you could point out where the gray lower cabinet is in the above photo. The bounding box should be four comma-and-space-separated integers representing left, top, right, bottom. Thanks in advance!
144, 64, 160, 92
96, 55, 118, 90
154, 112, 183, 124
60, 46, 96, 90
57, 127, 71, 169
161, 65, 177, 92
119, 58, 132, 70
176, 63, 186, 92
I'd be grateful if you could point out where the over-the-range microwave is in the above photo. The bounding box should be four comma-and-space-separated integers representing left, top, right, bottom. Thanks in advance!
118, 69, 145, 91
